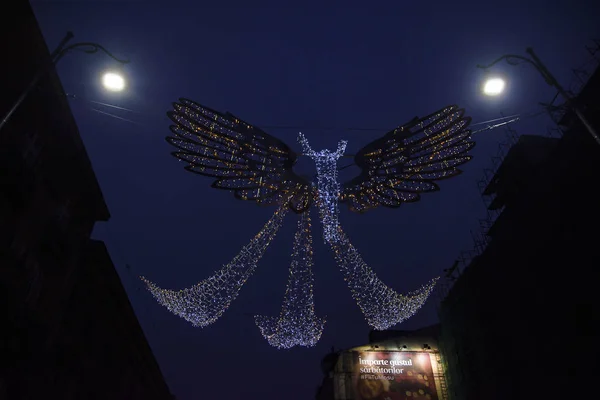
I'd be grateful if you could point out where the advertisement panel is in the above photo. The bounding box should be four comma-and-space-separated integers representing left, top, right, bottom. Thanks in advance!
352, 351, 438, 400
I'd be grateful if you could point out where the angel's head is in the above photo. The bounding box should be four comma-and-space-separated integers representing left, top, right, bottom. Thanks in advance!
320, 142, 348, 157
298, 132, 348, 160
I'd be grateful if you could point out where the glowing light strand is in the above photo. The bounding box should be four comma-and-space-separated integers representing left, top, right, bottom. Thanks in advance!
340, 106, 474, 213
330, 223, 438, 330
299, 133, 438, 330
298, 132, 347, 243
140, 205, 288, 327
150, 102, 474, 340
255, 209, 325, 349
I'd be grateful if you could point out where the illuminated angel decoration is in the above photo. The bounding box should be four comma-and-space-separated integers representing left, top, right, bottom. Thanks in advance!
142, 98, 474, 349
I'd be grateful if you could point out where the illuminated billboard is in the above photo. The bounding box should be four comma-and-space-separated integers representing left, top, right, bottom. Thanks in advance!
352, 351, 438, 400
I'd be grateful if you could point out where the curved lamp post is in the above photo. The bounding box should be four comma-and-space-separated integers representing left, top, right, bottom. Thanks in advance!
477, 47, 600, 146
0, 31, 130, 132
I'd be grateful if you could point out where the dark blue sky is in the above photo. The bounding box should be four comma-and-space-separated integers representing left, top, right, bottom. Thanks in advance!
32, 1, 598, 399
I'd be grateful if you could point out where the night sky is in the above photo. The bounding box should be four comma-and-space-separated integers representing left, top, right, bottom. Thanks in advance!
31, 1, 598, 399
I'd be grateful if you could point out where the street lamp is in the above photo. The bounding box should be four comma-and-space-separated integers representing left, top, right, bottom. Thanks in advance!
477, 47, 600, 146
482, 76, 506, 96
102, 71, 126, 92
0, 31, 129, 132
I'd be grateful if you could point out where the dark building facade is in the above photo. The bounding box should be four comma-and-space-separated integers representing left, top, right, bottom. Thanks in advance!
0, 1, 172, 398
50, 240, 173, 399
438, 66, 600, 400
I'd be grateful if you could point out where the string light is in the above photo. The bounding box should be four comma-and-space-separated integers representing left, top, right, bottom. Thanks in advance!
341, 105, 473, 213
166, 98, 314, 213
255, 209, 325, 349
329, 223, 438, 330
146, 99, 475, 341
299, 132, 438, 330
298, 132, 347, 243
140, 205, 288, 327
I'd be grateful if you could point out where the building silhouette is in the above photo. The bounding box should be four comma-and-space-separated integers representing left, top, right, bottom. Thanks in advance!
0, 1, 173, 398
438, 61, 600, 399
53, 240, 173, 399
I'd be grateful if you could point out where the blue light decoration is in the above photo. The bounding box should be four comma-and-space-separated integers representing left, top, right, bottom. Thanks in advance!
298, 132, 347, 243
143, 99, 474, 348
299, 133, 439, 330
255, 210, 325, 349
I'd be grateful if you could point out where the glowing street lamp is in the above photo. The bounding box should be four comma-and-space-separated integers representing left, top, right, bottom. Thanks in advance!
482, 77, 506, 96
0, 31, 129, 132
102, 71, 126, 92
477, 47, 600, 146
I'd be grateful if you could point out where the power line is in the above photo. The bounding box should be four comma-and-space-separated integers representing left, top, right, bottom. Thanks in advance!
84, 97, 142, 114
68, 92, 544, 135
471, 110, 549, 135
88, 107, 146, 126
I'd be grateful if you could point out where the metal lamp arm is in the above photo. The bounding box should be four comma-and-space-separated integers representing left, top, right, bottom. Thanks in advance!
55, 42, 130, 65
0, 31, 129, 133
476, 52, 553, 86
476, 54, 537, 69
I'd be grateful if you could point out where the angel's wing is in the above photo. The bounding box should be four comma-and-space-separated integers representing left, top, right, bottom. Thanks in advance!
166, 98, 313, 213
340, 105, 473, 213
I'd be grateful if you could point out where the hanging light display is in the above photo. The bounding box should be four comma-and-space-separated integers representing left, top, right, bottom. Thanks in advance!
255, 210, 325, 348
144, 99, 474, 346
298, 132, 347, 243
300, 133, 438, 329
141, 204, 288, 327
329, 224, 439, 330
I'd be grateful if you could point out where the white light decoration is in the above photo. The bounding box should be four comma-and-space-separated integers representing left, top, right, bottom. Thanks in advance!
299, 132, 438, 330
141, 205, 288, 327
255, 209, 325, 349
298, 132, 347, 243
146, 100, 476, 346
330, 224, 439, 330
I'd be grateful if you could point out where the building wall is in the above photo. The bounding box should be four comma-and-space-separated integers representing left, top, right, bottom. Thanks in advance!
1, 2, 112, 395
0, 1, 173, 398
47, 240, 172, 400
439, 66, 600, 400
0, 0, 110, 329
